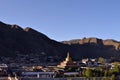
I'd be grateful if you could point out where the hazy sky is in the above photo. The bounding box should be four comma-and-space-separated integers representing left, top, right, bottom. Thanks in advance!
0, 0, 120, 41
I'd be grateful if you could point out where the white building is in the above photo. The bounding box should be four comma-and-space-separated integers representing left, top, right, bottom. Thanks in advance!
22, 72, 55, 78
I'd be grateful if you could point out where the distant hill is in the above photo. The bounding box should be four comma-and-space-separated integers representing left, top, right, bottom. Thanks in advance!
0, 21, 120, 61
62, 38, 120, 60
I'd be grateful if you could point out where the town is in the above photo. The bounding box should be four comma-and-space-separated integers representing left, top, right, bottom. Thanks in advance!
0, 52, 119, 80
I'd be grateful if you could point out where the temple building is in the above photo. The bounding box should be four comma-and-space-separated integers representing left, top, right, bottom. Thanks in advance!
57, 52, 77, 68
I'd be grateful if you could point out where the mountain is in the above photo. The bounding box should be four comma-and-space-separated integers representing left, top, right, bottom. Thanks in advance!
0, 21, 120, 61
0, 21, 68, 59
62, 38, 120, 60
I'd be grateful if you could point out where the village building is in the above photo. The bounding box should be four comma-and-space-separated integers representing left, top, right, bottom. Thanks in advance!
81, 58, 98, 67
21, 72, 55, 78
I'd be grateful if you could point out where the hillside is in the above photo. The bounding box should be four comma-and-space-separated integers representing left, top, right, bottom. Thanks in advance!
63, 38, 120, 60
0, 21, 68, 59
0, 21, 120, 61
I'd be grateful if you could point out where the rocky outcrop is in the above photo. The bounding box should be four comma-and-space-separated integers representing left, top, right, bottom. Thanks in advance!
62, 38, 120, 60
62, 37, 103, 45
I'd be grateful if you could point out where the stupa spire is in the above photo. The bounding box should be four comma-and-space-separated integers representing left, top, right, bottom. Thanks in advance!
66, 52, 72, 61
67, 52, 70, 58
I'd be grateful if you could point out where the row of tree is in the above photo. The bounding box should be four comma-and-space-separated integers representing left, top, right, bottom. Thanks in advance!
57, 62, 120, 80
81, 62, 120, 80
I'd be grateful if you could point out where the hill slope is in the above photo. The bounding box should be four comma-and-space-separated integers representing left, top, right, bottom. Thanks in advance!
0, 21, 68, 59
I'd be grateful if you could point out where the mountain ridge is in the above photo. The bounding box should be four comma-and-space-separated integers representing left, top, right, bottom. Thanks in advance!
0, 21, 120, 61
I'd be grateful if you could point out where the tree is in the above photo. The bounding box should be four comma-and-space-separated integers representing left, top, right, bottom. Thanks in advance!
85, 68, 92, 79
82, 69, 86, 77
113, 62, 120, 73
68, 67, 72, 72
108, 62, 120, 76
98, 57, 105, 63
111, 74, 115, 80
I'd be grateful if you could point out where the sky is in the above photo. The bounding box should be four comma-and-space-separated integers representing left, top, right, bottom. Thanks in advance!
0, 0, 120, 41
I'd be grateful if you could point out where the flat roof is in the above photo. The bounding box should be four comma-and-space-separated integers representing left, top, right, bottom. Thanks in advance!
22, 72, 54, 75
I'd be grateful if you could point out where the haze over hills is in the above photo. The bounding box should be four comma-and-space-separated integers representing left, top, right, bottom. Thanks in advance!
0, 21, 120, 61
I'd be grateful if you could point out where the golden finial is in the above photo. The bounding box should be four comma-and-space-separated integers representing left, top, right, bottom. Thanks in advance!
66, 52, 72, 61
